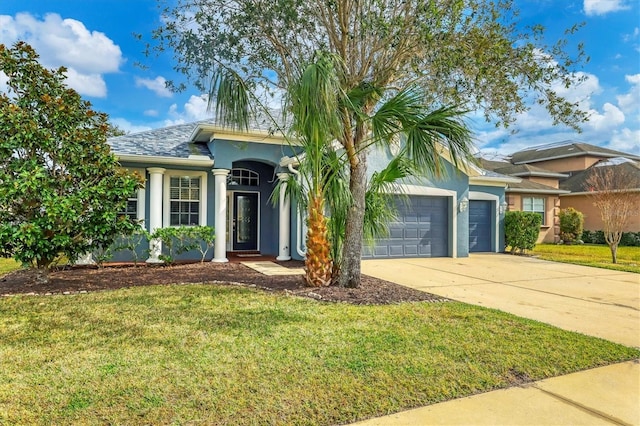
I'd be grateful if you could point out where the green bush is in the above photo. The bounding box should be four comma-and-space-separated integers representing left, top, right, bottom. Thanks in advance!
582, 230, 640, 247
504, 211, 542, 254
151, 226, 215, 264
112, 228, 150, 266
559, 207, 584, 244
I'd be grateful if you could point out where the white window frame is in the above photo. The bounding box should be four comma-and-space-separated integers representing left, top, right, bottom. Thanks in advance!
163, 170, 208, 227
122, 168, 146, 225
523, 196, 545, 225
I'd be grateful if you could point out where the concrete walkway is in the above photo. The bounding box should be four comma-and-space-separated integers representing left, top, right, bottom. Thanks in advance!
355, 254, 640, 425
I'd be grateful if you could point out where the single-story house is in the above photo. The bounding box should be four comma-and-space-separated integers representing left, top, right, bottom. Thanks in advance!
106, 119, 516, 263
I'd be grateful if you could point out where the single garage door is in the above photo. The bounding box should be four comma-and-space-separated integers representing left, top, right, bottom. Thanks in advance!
469, 200, 492, 252
363, 196, 449, 258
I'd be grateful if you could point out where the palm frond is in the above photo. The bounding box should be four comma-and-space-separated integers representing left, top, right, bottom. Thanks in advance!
208, 68, 251, 131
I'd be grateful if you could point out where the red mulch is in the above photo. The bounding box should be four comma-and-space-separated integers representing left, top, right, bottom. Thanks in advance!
0, 260, 447, 305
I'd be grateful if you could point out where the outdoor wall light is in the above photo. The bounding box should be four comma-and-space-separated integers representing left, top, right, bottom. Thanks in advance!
499, 201, 508, 214
458, 197, 469, 213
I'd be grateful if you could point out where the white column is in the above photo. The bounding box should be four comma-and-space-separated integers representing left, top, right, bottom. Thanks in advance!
146, 167, 166, 263
276, 173, 291, 261
212, 169, 230, 262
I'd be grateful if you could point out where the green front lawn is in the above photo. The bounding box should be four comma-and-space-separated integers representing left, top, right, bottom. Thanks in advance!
1, 284, 637, 425
0, 258, 20, 276
532, 244, 640, 273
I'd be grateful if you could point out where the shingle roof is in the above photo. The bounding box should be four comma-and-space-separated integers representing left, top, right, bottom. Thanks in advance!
108, 122, 211, 159
560, 158, 640, 192
506, 179, 569, 194
511, 140, 640, 164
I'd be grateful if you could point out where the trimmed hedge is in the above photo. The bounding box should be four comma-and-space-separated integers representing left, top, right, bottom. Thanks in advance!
581, 230, 640, 247
505, 211, 542, 254
559, 207, 584, 244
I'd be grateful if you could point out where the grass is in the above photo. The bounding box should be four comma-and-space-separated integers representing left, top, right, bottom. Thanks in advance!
0, 258, 21, 276
1, 284, 638, 425
531, 244, 640, 273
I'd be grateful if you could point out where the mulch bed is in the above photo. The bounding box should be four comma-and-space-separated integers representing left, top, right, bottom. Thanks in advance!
0, 260, 447, 305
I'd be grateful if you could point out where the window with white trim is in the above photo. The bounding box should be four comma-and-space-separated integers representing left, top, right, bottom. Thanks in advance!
169, 176, 201, 226
120, 192, 139, 221
523, 197, 545, 225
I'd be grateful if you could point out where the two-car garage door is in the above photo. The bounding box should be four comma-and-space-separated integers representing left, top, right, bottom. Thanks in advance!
362, 196, 449, 258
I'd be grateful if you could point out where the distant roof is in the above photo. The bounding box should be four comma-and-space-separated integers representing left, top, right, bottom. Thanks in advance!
506, 178, 569, 194
511, 140, 640, 165
560, 158, 640, 193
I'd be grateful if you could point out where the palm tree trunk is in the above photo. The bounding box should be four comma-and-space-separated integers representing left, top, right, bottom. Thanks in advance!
338, 150, 367, 288
305, 193, 332, 287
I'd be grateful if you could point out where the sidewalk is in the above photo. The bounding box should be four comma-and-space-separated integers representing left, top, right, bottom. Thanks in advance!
353, 360, 639, 425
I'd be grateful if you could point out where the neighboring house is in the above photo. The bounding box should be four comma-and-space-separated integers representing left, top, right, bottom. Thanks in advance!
559, 158, 640, 232
478, 158, 568, 243
106, 119, 515, 262
479, 140, 640, 242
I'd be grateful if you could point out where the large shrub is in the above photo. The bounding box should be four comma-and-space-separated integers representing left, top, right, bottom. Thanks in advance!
582, 230, 640, 247
504, 211, 542, 254
0, 42, 143, 283
559, 207, 584, 244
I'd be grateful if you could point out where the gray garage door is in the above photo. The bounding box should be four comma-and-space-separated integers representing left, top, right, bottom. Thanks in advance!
363, 196, 449, 258
469, 200, 492, 252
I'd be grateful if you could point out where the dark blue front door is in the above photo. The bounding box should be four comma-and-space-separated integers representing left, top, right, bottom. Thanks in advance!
233, 192, 259, 251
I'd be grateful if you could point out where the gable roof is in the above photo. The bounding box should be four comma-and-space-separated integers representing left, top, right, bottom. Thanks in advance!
511, 140, 640, 165
560, 158, 640, 193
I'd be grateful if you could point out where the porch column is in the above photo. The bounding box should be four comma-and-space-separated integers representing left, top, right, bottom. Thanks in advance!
212, 169, 230, 263
146, 167, 166, 263
276, 173, 291, 261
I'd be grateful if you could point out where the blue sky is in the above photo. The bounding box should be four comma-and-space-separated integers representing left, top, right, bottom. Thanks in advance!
1, 0, 638, 155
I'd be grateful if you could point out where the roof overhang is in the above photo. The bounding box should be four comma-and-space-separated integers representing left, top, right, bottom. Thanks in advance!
506, 187, 570, 195
513, 151, 640, 164
117, 154, 215, 168
470, 175, 521, 187
190, 123, 290, 145
510, 171, 569, 178
560, 188, 640, 197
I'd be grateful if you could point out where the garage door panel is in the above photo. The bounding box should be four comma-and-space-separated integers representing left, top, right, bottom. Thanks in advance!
469, 200, 492, 252
363, 195, 449, 259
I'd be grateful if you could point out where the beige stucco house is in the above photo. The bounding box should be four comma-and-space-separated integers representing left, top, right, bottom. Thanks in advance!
479, 141, 640, 243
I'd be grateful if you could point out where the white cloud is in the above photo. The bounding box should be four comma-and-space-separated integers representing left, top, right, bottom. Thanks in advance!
617, 74, 640, 114
135, 76, 173, 98
608, 128, 640, 155
0, 12, 122, 98
583, 0, 630, 15
585, 102, 625, 131
164, 94, 211, 126
144, 109, 160, 117
62, 68, 107, 98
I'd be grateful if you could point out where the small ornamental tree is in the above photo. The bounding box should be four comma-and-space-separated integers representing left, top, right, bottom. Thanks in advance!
0, 42, 143, 283
559, 207, 584, 244
584, 163, 640, 263
504, 211, 542, 254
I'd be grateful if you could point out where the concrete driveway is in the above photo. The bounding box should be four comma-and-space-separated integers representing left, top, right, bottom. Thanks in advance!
362, 253, 640, 348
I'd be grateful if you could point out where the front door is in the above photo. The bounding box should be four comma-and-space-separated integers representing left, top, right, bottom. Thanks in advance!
232, 192, 259, 251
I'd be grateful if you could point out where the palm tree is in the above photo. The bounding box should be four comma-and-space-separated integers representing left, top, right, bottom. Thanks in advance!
211, 52, 474, 287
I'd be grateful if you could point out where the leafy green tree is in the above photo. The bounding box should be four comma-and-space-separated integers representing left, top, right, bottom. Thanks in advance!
149, 0, 588, 287
0, 42, 143, 283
